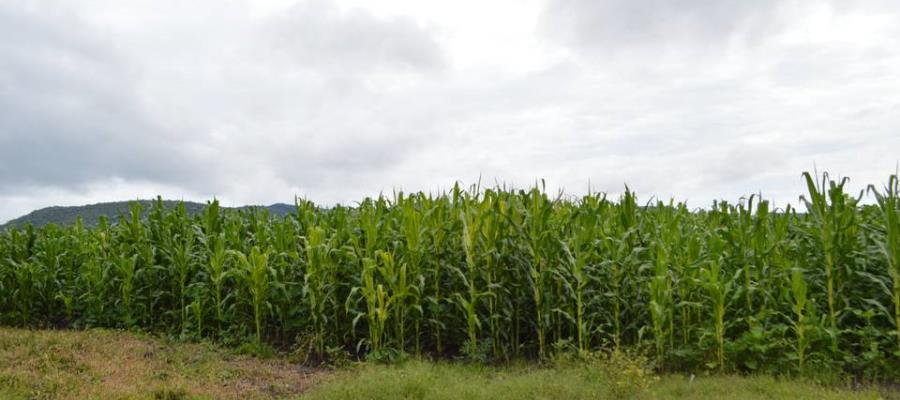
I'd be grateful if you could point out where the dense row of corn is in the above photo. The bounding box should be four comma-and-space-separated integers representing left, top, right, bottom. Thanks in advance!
2, 172, 900, 377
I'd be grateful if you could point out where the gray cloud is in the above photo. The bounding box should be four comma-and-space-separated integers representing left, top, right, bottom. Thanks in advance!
541, 0, 782, 60
530, 0, 900, 200
557, 0, 801, 49
0, 4, 207, 193
0, 0, 447, 218
269, 0, 443, 73
1, 0, 900, 222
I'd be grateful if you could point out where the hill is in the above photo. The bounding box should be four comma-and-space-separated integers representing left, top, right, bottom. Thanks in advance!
0, 200, 294, 230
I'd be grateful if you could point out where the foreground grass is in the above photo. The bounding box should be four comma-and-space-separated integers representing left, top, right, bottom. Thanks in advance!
0, 327, 322, 399
301, 360, 895, 400
1, 327, 896, 400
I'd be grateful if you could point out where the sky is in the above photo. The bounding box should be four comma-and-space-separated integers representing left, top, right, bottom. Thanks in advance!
1, 0, 899, 223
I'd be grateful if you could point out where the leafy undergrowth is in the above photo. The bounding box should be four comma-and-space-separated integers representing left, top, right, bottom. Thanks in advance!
0, 327, 323, 399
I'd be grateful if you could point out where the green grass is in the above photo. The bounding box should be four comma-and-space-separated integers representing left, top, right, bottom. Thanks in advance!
300, 360, 892, 400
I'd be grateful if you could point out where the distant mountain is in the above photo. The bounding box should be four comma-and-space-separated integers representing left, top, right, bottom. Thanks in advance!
0, 200, 295, 230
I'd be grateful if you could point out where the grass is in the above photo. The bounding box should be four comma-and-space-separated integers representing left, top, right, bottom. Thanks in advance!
0, 327, 322, 399
1, 327, 896, 400
301, 360, 894, 400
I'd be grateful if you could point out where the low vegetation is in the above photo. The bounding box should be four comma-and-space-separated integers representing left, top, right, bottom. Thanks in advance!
2, 171, 900, 381
0, 327, 321, 399
1, 327, 891, 400
300, 359, 891, 400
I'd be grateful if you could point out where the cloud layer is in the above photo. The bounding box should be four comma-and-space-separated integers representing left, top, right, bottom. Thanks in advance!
2, 0, 899, 222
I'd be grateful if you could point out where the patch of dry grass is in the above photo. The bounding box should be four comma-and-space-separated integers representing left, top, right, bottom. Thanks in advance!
0, 327, 323, 399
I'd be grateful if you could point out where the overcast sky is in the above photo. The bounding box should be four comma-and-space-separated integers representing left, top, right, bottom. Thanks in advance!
2, 0, 899, 222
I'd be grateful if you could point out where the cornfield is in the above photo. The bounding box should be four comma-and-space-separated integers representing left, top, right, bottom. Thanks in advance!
2, 172, 900, 377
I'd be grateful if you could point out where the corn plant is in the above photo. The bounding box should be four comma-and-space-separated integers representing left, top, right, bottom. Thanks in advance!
304, 225, 333, 359
457, 192, 483, 353
423, 193, 451, 354
398, 193, 428, 354
869, 175, 900, 355
519, 185, 554, 359
164, 219, 196, 335
234, 246, 272, 344
790, 267, 810, 373
561, 193, 604, 353
203, 234, 229, 334
801, 172, 861, 350
701, 230, 730, 371
114, 253, 138, 328
351, 255, 392, 355
2, 170, 900, 377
